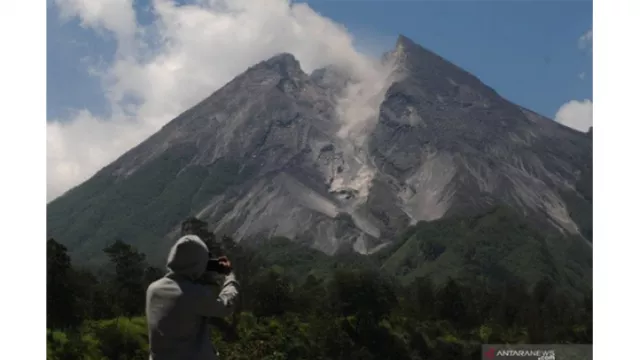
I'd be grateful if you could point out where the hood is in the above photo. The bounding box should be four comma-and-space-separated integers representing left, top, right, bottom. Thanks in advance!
166, 235, 210, 280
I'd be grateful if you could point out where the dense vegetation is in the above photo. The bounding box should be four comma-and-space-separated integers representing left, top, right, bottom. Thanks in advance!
246, 207, 592, 298
47, 213, 592, 360
377, 206, 592, 295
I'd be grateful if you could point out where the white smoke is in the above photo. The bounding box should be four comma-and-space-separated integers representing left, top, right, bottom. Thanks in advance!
327, 49, 401, 201
335, 60, 398, 145
47, 0, 394, 201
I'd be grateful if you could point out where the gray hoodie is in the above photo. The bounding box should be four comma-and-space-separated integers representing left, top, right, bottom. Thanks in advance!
145, 235, 240, 360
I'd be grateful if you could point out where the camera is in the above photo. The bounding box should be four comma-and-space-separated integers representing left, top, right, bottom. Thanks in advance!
206, 258, 226, 273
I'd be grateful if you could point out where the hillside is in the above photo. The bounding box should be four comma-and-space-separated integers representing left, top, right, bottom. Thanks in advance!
247, 206, 591, 296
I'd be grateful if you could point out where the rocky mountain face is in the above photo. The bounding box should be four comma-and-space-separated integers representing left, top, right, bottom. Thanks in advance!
47, 35, 592, 266
371, 36, 592, 237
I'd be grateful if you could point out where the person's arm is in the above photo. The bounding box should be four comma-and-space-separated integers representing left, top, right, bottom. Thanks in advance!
193, 273, 240, 318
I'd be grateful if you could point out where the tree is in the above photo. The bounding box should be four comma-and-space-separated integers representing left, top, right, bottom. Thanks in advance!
181, 216, 218, 254
493, 280, 530, 328
409, 276, 436, 321
103, 240, 147, 317
252, 267, 294, 317
329, 269, 397, 326
577, 293, 593, 343
434, 278, 469, 328
71, 268, 116, 320
47, 238, 81, 329
295, 274, 327, 314
526, 277, 557, 343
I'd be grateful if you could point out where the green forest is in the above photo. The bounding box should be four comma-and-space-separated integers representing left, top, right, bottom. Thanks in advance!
47, 214, 592, 360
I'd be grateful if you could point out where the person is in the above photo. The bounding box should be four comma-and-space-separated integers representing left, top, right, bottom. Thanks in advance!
145, 234, 240, 360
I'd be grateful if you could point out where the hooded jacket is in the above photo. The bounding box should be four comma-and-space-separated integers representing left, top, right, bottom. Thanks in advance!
145, 235, 239, 360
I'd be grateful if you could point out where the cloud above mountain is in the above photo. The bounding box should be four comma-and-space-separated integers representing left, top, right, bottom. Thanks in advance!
553, 29, 592, 133
554, 99, 593, 132
47, 0, 387, 201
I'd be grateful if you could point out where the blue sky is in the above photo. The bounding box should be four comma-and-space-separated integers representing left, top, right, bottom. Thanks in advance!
303, 0, 593, 119
48, 0, 592, 120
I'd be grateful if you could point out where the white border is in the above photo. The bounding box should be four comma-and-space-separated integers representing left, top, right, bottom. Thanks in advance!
0, 0, 47, 358
593, 0, 639, 358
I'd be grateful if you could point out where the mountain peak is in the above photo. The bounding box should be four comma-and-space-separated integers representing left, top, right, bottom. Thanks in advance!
390, 33, 500, 100
48, 35, 593, 268
254, 52, 304, 78
266, 52, 298, 65
395, 34, 418, 49
310, 64, 352, 91
394, 34, 440, 59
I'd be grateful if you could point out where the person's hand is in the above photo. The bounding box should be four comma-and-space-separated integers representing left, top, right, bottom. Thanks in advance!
215, 256, 233, 275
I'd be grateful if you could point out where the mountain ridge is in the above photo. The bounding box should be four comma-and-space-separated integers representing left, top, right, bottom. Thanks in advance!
47, 34, 592, 268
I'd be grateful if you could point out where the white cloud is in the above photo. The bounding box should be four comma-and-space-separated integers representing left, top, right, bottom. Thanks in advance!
578, 29, 593, 50
554, 99, 593, 132
555, 30, 593, 133
47, 0, 392, 201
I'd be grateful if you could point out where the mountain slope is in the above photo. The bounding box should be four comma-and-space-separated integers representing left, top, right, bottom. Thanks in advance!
48, 53, 380, 264
47, 35, 592, 267
247, 206, 592, 296
376, 206, 592, 294
369, 36, 592, 239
